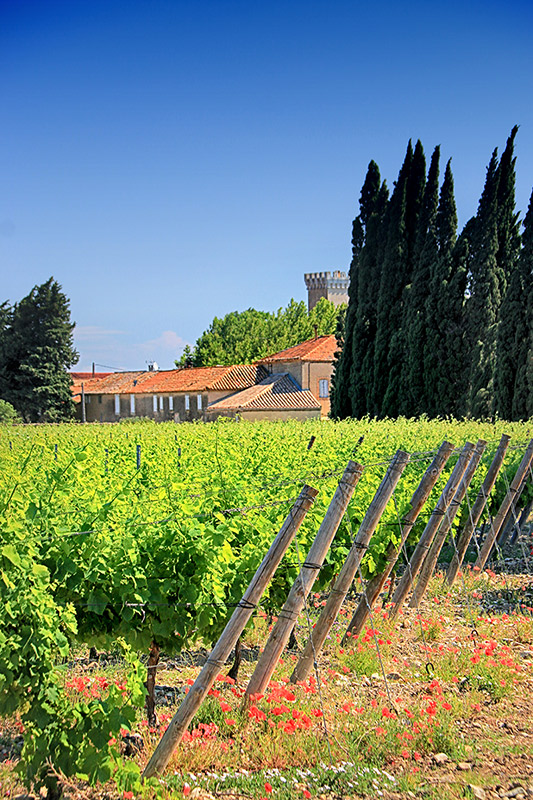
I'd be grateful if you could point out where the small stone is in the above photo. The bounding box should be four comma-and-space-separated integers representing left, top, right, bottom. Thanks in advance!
370, 672, 383, 681
386, 672, 402, 681
456, 761, 473, 771
433, 752, 449, 765
467, 786, 486, 800
503, 788, 526, 798
122, 733, 144, 757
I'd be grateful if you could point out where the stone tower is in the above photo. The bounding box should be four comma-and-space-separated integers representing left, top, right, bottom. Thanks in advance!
304, 271, 349, 311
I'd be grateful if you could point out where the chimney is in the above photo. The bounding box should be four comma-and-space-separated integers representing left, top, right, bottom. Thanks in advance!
92, 362, 95, 377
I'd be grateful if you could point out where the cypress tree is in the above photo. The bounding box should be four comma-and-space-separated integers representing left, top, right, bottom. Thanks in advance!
330, 161, 383, 418
400, 145, 440, 416
510, 190, 533, 419
423, 159, 465, 417
329, 214, 362, 418
463, 149, 501, 418
348, 169, 388, 417
492, 126, 522, 419
379, 141, 426, 417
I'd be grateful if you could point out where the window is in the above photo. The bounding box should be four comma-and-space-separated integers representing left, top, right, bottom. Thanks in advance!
197, 394, 203, 410
98, 395, 102, 404
153, 395, 158, 413
159, 396, 164, 411
114, 394, 120, 415
130, 395, 135, 415
86, 395, 91, 404
184, 394, 190, 411
319, 379, 329, 398
169, 396, 174, 411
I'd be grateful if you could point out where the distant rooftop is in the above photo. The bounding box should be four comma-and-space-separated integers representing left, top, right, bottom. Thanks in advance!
258, 334, 337, 364
207, 374, 321, 412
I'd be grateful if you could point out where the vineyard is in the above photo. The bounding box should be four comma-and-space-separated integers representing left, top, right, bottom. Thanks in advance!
1, 417, 533, 800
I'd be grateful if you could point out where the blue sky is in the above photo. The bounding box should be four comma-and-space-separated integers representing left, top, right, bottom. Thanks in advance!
2, 0, 533, 370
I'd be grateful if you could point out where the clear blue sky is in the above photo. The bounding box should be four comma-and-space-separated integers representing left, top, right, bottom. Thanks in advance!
2, 0, 533, 370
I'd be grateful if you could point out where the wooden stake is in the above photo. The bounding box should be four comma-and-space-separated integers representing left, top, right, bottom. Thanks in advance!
145, 641, 161, 726
408, 439, 486, 607
142, 484, 318, 779
342, 440, 454, 643
388, 442, 475, 620
289, 450, 409, 685
245, 460, 364, 700
510, 496, 533, 546
496, 475, 528, 548
446, 434, 511, 586
474, 439, 533, 571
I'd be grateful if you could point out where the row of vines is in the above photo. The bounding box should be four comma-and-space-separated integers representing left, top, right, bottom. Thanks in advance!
1, 416, 532, 795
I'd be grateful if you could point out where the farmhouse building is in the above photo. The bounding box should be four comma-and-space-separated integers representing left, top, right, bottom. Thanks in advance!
72, 334, 338, 422
257, 334, 337, 416
75, 364, 266, 422
205, 373, 321, 421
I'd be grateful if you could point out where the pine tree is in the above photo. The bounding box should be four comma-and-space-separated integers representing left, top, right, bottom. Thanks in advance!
401, 145, 440, 416
463, 149, 501, 418
510, 190, 533, 419
2, 278, 78, 422
0, 302, 13, 401
492, 126, 523, 419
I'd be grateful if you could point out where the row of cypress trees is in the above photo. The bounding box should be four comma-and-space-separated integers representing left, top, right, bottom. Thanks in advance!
331, 127, 533, 421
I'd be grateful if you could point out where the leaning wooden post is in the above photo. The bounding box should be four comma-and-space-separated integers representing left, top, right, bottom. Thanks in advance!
289, 450, 410, 685
496, 474, 529, 548
343, 440, 454, 643
142, 484, 318, 779
510, 496, 533, 546
408, 440, 486, 608
446, 434, 511, 586
474, 439, 533, 572
245, 461, 364, 701
388, 442, 475, 620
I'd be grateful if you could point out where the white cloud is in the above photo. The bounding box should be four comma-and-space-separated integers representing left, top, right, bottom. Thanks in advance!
138, 330, 187, 353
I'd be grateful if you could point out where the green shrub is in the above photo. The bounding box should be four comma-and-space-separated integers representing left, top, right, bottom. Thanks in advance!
0, 399, 20, 424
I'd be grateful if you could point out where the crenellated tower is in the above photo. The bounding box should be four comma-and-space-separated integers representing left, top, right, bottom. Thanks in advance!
304, 271, 349, 311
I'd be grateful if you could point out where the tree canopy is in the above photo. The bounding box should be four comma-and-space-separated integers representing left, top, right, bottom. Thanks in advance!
176, 298, 344, 367
0, 278, 78, 422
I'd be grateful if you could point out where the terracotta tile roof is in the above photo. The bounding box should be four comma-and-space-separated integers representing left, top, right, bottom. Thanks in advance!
258, 334, 337, 364
79, 372, 147, 395
71, 372, 112, 381
206, 374, 321, 412
70, 372, 113, 402
80, 365, 266, 396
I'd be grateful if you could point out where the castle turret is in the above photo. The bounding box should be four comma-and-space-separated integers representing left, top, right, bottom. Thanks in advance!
304, 271, 349, 311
